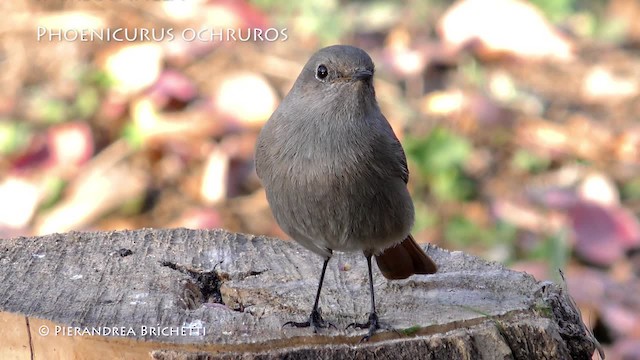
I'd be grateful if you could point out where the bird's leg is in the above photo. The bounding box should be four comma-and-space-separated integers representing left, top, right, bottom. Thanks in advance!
347, 253, 392, 341
283, 257, 336, 332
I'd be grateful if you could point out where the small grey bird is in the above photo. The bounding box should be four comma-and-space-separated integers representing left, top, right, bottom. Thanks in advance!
255, 45, 437, 340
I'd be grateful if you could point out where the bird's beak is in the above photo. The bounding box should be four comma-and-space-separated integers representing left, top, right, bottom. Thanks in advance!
352, 69, 373, 81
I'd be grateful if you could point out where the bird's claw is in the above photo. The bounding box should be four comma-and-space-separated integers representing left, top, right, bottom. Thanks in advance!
347, 312, 394, 342
282, 308, 336, 333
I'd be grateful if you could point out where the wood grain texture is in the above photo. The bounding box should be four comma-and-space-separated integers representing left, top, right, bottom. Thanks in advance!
0, 228, 597, 359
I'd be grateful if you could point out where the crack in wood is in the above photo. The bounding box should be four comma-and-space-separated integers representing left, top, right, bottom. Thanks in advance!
116, 248, 133, 257
25, 316, 34, 360
160, 261, 225, 311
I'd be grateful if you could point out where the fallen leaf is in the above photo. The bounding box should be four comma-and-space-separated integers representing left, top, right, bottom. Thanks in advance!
0, 176, 42, 230
170, 207, 222, 230
47, 121, 94, 173
200, 146, 229, 205
439, 0, 574, 61
148, 70, 199, 109
568, 202, 640, 266
578, 172, 620, 207
582, 66, 639, 101
103, 44, 164, 96
212, 72, 278, 127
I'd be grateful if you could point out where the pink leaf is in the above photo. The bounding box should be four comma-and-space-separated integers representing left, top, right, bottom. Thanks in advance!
568, 202, 640, 266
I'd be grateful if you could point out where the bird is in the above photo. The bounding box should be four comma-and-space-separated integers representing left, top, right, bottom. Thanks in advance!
255, 44, 437, 340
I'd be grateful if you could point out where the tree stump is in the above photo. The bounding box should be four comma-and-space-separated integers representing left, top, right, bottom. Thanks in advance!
0, 228, 598, 359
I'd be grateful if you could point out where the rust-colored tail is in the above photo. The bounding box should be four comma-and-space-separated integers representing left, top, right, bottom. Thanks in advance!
375, 234, 437, 280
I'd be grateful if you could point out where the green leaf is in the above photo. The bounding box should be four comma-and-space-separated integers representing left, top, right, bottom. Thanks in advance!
413, 202, 438, 233
529, 0, 575, 23
40, 98, 68, 124
405, 127, 475, 201
511, 149, 550, 174
622, 178, 640, 202
0, 120, 31, 155
401, 325, 421, 336
39, 177, 67, 210
527, 231, 570, 277
121, 121, 145, 149
74, 87, 100, 119
406, 127, 472, 174
83, 69, 115, 89
445, 216, 481, 248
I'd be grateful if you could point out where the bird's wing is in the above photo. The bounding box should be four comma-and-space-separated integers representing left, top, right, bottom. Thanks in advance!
395, 137, 409, 184
377, 114, 409, 184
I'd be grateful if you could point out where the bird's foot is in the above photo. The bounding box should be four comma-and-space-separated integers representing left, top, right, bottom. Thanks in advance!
347, 312, 394, 342
283, 308, 336, 333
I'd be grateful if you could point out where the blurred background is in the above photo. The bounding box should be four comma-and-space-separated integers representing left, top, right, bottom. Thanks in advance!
1, 0, 639, 357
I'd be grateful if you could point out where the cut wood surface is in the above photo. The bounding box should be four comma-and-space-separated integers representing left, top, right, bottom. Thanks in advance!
0, 228, 598, 359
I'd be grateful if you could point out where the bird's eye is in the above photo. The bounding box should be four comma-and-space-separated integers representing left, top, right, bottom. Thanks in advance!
316, 65, 328, 80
